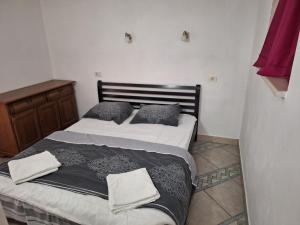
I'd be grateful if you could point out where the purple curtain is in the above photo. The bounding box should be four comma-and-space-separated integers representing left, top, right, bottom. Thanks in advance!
254, 0, 300, 79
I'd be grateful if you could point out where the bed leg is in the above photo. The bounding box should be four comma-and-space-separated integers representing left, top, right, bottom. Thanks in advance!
0, 202, 9, 225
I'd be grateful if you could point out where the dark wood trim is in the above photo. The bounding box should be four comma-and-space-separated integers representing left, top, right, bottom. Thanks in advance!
189, 122, 198, 151
195, 85, 201, 121
102, 88, 196, 97
97, 80, 103, 102
101, 82, 196, 90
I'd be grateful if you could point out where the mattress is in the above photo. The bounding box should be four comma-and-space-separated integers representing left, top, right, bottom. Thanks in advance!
66, 110, 197, 150
0, 112, 197, 225
0, 175, 175, 225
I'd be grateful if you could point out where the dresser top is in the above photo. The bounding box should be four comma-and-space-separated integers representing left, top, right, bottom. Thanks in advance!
0, 80, 75, 104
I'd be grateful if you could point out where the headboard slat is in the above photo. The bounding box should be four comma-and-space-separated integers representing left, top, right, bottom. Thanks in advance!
102, 94, 195, 103
101, 82, 195, 90
102, 88, 196, 97
102, 100, 195, 109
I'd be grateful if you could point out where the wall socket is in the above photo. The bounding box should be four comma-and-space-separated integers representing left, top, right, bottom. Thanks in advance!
95, 72, 102, 77
208, 75, 218, 82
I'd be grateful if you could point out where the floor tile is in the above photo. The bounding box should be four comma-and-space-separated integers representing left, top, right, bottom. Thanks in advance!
193, 155, 217, 175
232, 175, 243, 187
205, 180, 244, 216
192, 142, 225, 154
186, 191, 230, 225
221, 145, 240, 157
200, 148, 240, 168
218, 212, 248, 225
197, 164, 241, 191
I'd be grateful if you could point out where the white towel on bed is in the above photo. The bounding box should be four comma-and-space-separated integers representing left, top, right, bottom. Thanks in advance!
8, 151, 61, 184
107, 168, 160, 214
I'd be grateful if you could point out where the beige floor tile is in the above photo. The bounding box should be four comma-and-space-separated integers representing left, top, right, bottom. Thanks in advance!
221, 145, 240, 157
228, 222, 238, 225
200, 149, 239, 168
205, 180, 244, 216
186, 191, 230, 225
232, 175, 243, 187
193, 155, 217, 175
192, 142, 224, 153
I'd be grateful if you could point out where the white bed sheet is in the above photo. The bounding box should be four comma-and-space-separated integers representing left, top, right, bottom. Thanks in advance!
66, 110, 197, 150
0, 176, 175, 225
0, 112, 197, 225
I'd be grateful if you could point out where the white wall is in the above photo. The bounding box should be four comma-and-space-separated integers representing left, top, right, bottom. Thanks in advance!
41, 0, 259, 138
0, 0, 52, 93
240, 0, 300, 224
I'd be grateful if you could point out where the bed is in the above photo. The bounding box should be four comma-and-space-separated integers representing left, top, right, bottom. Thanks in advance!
0, 81, 201, 225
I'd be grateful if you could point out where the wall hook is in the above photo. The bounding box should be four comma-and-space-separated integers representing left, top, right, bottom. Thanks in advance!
125, 32, 132, 43
182, 31, 190, 42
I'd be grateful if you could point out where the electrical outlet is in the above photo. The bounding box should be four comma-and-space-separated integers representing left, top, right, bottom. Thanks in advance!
208, 75, 218, 82
95, 72, 102, 78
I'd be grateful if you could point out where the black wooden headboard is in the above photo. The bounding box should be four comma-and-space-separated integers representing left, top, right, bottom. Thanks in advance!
97, 80, 201, 119
97, 80, 201, 145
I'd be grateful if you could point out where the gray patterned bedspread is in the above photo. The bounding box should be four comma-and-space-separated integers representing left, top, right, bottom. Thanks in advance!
0, 131, 197, 225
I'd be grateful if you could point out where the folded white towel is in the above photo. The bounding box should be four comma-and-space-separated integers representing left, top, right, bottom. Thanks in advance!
8, 151, 61, 184
107, 168, 160, 214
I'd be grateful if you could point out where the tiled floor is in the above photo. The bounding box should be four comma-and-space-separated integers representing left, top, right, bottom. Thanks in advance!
0, 141, 248, 225
187, 141, 248, 225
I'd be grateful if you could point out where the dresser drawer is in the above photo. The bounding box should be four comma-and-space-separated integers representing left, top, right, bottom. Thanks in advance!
59, 85, 73, 97
46, 89, 60, 101
46, 85, 73, 101
9, 94, 47, 114
32, 95, 47, 106
9, 98, 33, 114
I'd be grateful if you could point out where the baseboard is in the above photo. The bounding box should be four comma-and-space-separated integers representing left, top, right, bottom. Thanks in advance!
198, 135, 239, 146
238, 139, 252, 225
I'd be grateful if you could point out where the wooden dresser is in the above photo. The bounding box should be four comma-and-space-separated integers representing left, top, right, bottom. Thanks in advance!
0, 80, 79, 156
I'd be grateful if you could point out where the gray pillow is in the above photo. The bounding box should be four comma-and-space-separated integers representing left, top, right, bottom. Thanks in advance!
83, 102, 133, 124
130, 104, 181, 126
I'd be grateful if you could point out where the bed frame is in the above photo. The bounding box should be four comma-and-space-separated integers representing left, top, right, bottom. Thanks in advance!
97, 80, 201, 151
1, 81, 201, 225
